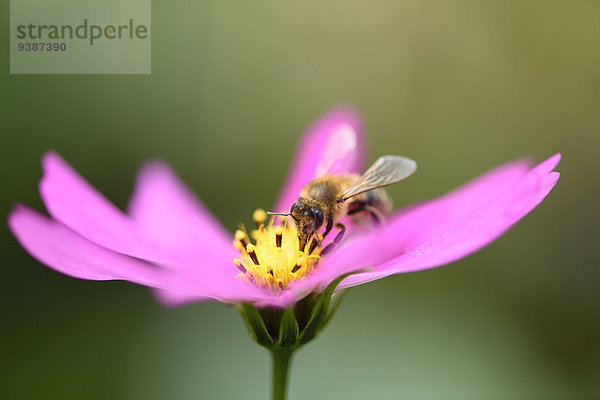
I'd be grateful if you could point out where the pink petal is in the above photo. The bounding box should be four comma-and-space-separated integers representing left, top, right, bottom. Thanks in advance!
289, 154, 560, 292
127, 161, 236, 270
273, 107, 366, 213
35, 152, 285, 306
12, 193, 307, 309
39, 152, 178, 265
8, 203, 269, 306
127, 161, 277, 306
156, 248, 305, 306
8, 204, 166, 288
156, 276, 298, 308
155, 273, 261, 306
126, 161, 295, 306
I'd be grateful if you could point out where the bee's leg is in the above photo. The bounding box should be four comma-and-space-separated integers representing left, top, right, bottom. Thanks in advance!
321, 223, 346, 256
299, 236, 307, 252
347, 204, 383, 226
307, 222, 323, 254
322, 215, 334, 238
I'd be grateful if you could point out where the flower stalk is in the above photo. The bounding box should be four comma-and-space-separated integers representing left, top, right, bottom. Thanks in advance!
271, 348, 294, 400
238, 272, 359, 400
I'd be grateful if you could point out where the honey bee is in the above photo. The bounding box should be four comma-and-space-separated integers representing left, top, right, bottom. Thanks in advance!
269, 126, 417, 253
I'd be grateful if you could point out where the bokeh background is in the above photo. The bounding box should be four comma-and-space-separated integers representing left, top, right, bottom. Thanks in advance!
1, 1, 599, 399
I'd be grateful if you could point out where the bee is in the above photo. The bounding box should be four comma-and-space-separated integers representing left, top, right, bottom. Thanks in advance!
269, 126, 417, 254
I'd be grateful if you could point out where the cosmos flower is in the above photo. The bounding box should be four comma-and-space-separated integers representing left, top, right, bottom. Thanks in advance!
8, 108, 560, 312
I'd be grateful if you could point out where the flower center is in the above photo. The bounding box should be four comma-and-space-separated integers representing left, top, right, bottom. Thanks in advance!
233, 209, 322, 291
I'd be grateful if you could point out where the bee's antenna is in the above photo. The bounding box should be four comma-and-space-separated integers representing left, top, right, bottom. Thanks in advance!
268, 211, 300, 224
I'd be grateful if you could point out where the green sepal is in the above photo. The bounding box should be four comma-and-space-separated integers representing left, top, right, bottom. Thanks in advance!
320, 288, 349, 332
278, 308, 299, 347
238, 303, 274, 347
238, 270, 363, 350
298, 271, 357, 344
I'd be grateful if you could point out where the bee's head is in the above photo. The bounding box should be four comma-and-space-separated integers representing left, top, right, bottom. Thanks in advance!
290, 201, 324, 246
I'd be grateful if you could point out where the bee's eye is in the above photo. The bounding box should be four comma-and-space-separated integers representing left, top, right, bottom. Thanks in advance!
313, 209, 324, 229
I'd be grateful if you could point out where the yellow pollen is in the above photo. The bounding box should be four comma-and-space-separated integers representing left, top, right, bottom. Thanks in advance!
233, 229, 249, 252
253, 208, 267, 228
233, 210, 323, 291
235, 230, 246, 241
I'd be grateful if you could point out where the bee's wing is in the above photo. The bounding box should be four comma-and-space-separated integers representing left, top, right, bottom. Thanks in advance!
340, 155, 417, 200
315, 124, 358, 177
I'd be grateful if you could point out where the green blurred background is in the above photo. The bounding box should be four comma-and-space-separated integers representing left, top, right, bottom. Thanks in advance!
2, 1, 599, 399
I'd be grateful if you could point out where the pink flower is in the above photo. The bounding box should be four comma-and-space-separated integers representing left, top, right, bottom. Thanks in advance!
8, 108, 560, 310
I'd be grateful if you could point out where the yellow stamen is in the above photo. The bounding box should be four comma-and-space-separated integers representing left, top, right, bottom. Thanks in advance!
234, 230, 246, 241
233, 258, 247, 273
233, 209, 323, 291
275, 226, 283, 248
246, 243, 260, 265
233, 229, 249, 252
253, 208, 267, 229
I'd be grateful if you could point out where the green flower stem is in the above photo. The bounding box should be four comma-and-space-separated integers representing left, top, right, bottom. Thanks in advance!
271, 349, 294, 400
